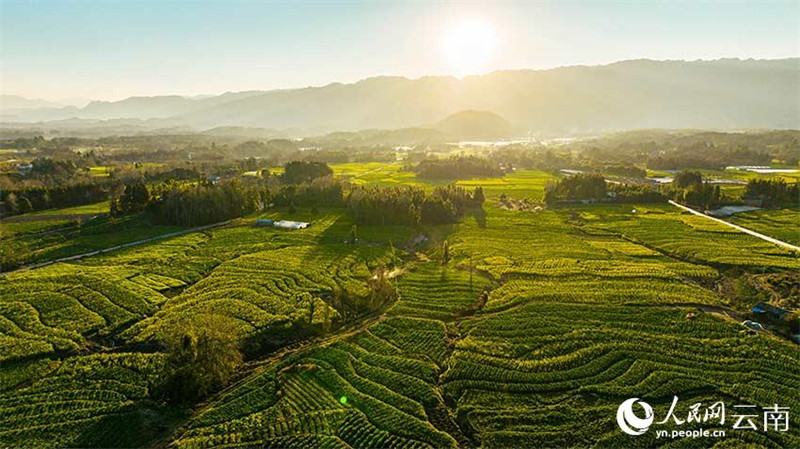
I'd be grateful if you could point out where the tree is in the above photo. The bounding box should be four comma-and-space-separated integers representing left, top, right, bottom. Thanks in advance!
473, 186, 485, 205
367, 269, 397, 311
282, 161, 333, 184
442, 241, 450, 265
387, 241, 397, 268
408, 204, 421, 228
420, 196, 457, 225
4, 193, 18, 215
544, 173, 606, 204
109, 197, 120, 217
158, 317, 243, 404
119, 181, 149, 213
674, 170, 703, 188
349, 225, 358, 244
17, 196, 33, 214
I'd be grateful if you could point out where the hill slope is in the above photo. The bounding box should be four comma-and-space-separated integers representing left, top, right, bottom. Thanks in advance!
433, 110, 513, 140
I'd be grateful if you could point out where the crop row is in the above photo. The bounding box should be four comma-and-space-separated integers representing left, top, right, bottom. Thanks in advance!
444, 302, 800, 448
0, 353, 169, 449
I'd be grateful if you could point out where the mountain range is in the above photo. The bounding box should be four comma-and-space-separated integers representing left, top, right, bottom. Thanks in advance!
2, 58, 798, 138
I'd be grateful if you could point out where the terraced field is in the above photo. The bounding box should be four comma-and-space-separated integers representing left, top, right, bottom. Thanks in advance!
2, 170, 799, 448
727, 208, 800, 247
164, 197, 799, 448
170, 263, 480, 449
576, 204, 800, 270
448, 302, 800, 448
390, 264, 490, 320
0, 210, 409, 362
1, 211, 182, 271
0, 353, 172, 448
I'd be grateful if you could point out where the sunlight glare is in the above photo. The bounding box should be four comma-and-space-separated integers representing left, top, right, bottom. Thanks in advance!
441, 17, 499, 78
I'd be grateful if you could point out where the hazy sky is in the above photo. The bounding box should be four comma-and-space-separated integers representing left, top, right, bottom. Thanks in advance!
1, 1, 798, 103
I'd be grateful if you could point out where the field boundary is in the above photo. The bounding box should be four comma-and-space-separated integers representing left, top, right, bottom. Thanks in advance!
668, 200, 800, 253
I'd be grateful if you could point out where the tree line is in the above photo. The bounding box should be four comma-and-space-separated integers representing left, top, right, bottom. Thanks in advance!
347, 185, 484, 226
744, 179, 799, 207
107, 160, 487, 228
121, 180, 269, 227
662, 171, 722, 210
2, 180, 116, 216
544, 173, 668, 205
647, 144, 771, 170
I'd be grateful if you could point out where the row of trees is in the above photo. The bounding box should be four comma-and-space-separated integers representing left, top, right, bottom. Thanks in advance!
544, 173, 668, 205
544, 173, 607, 204
146, 180, 269, 227
347, 185, 484, 226
106, 160, 337, 226
662, 171, 723, 209
2, 180, 116, 216
647, 145, 771, 170
109, 160, 337, 226
674, 183, 722, 210
281, 161, 333, 184
273, 176, 344, 208
488, 147, 572, 173
608, 183, 668, 203
744, 179, 799, 206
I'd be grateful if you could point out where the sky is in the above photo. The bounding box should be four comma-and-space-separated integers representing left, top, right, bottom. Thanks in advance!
1, 0, 798, 103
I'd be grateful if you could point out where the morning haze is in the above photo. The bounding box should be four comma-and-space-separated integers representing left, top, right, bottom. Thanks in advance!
1, 1, 798, 101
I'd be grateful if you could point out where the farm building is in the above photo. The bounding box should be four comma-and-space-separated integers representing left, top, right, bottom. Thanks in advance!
741, 320, 764, 331
275, 220, 310, 230
256, 219, 310, 230
17, 163, 33, 174
705, 205, 760, 218
752, 302, 789, 321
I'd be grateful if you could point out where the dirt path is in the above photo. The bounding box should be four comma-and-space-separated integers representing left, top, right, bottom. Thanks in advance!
351, 164, 390, 179
669, 200, 800, 252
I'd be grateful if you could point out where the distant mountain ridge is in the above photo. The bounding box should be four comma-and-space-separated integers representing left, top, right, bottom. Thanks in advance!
1, 94, 66, 110
2, 58, 798, 136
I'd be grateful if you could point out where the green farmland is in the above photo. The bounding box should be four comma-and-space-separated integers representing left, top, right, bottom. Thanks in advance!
1, 165, 798, 449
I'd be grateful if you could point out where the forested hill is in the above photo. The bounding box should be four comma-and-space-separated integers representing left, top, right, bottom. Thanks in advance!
3, 58, 798, 135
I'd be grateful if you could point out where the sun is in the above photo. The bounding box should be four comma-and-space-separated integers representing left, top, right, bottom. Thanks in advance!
441, 17, 498, 78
